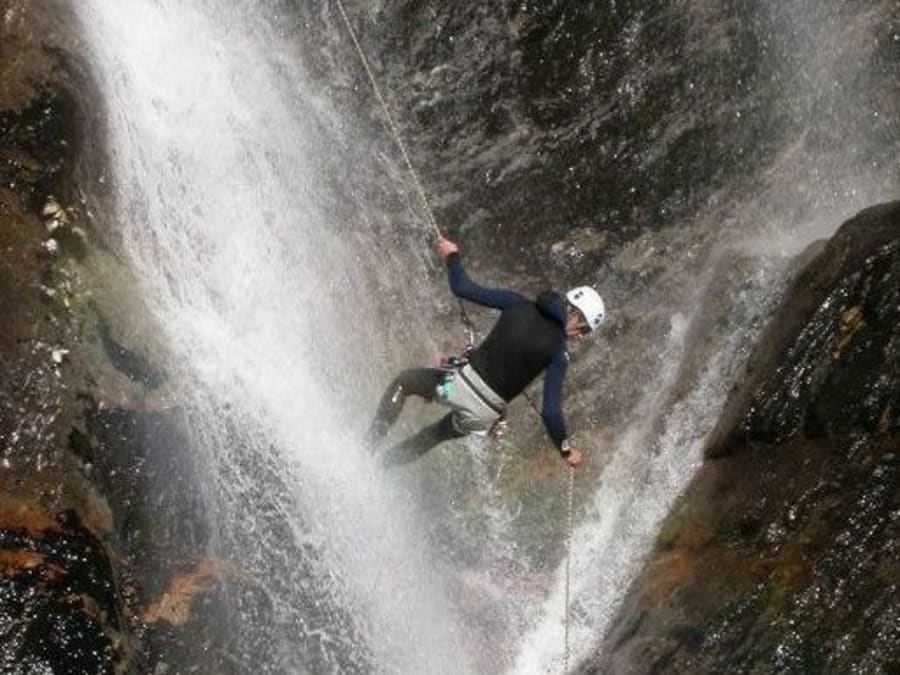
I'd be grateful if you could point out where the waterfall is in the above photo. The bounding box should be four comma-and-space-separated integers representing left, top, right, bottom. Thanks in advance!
75, 1, 475, 672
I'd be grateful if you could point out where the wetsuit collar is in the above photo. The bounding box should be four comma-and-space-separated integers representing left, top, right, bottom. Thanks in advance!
536, 291, 567, 328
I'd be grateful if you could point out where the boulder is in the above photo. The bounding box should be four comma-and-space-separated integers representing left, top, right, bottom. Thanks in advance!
580, 202, 900, 673
707, 201, 900, 457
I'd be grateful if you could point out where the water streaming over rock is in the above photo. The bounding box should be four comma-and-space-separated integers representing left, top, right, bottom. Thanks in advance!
75, 2, 475, 672
72, 0, 898, 672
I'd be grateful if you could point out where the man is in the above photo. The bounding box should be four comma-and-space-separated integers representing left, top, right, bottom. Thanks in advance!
367, 235, 605, 469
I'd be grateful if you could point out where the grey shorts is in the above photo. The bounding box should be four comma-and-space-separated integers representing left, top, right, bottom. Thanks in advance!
436, 364, 506, 435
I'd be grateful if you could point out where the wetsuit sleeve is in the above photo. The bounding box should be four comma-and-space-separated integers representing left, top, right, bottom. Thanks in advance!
446, 252, 527, 309
541, 346, 569, 450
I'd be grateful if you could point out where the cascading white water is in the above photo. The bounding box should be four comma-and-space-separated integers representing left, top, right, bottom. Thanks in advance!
76, 1, 477, 672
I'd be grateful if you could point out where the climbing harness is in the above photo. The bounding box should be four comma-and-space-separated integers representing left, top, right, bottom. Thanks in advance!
563, 464, 575, 673
390, 384, 404, 404
435, 366, 456, 401
335, 3, 576, 669
438, 351, 509, 438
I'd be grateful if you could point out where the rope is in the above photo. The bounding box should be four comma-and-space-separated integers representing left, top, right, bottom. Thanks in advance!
334, 0, 483, 339
563, 464, 575, 673
335, 16, 578, 668
334, 0, 441, 239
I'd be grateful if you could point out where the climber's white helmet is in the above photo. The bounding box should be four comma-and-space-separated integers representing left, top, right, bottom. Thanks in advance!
566, 286, 605, 332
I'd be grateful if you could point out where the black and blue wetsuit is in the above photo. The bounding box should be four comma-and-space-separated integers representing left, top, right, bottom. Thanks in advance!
369, 252, 571, 466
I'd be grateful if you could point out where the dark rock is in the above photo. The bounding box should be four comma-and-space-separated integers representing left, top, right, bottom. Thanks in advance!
0, 501, 124, 674
0, 3, 131, 670
706, 201, 900, 457
93, 305, 165, 390
83, 405, 208, 602
583, 433, 900, 674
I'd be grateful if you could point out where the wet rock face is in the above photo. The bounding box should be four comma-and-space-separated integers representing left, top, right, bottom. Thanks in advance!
707, 201, 900, 456
320, 0, 900, 279
0, 3, 127, 670
747, 242, 899, 441
1, 4, 230, 672
585, 433, 899, 674
0, 502, 122, 674
583, 204, 900, 674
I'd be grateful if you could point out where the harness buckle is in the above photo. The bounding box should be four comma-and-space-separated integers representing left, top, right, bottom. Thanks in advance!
439, 353, 469, 371
488, 416, 508, 439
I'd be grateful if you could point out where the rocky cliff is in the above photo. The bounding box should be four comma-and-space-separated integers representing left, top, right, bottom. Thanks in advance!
1, 3, 233, 672
582, 202, 899, 674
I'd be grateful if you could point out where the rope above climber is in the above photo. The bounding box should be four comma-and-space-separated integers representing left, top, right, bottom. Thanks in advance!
333, 4, 591, 664
366, 234, 605, 468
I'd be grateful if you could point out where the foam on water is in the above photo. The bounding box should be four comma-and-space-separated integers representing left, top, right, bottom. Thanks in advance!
76, 1, 475, 671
